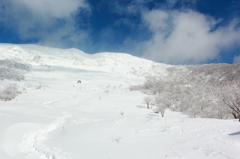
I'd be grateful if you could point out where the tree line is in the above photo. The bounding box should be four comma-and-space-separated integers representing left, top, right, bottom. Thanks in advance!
130, 63, 240, 121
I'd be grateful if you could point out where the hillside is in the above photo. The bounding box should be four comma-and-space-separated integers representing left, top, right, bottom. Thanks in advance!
0, 44, 171, 76
0, 44, 239, 159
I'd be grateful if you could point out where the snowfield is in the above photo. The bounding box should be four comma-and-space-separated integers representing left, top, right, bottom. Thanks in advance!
0, 44, 239, 159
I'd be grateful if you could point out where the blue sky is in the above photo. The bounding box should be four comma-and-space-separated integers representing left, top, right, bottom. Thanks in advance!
0, 0, 240, 64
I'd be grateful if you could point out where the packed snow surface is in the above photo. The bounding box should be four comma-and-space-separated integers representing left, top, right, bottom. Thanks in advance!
0, 44, 239, 159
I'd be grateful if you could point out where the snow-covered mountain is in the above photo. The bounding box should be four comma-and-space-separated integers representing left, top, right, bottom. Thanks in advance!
0, 43, 171, 76
0, 44, 239, 159
2, 43, 238, 83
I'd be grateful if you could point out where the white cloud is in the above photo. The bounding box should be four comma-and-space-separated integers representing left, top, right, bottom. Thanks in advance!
141, 9, 240, 64
233, 56, 240, 64
0, 0, 89, 48
14, 0, 87, 18
143, 10, 169, 32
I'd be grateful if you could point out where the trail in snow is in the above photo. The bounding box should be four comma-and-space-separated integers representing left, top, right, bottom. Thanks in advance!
20, 99, 71, 159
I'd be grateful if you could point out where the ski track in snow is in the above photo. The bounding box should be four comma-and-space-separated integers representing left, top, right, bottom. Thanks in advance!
20, 99, 71, 159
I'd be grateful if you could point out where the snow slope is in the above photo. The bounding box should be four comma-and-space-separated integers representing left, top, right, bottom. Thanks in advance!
0, 44, 171, 76
0, 44, 239, 159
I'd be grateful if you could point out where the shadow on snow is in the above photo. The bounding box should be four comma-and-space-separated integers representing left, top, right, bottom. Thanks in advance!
229, 131, 240, 136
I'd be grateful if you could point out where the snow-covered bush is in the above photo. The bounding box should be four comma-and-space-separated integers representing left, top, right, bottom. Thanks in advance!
0, 67, 25, 81
0, 83, 21, 101
35, 83, 42, 89
0, 59, 31, 81
129, 85, 142, 91
0, 59, 31, 71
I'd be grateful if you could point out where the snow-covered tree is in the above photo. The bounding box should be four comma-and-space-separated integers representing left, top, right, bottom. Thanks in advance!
143, 96, 152, 109
133, 63, 240, 120
218, 81, 240, 121
153, 93, 172, 117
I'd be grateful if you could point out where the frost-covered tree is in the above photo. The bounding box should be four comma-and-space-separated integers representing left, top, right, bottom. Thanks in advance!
143, 96, 152, 109
132, 63, 240, 120
218, 81, 240, 121
153, 93, 172, 117
142, 77, 165, 94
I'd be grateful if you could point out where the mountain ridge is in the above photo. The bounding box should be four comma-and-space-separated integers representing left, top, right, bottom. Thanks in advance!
0, 43, 171, 76
1, 43, 239, 83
